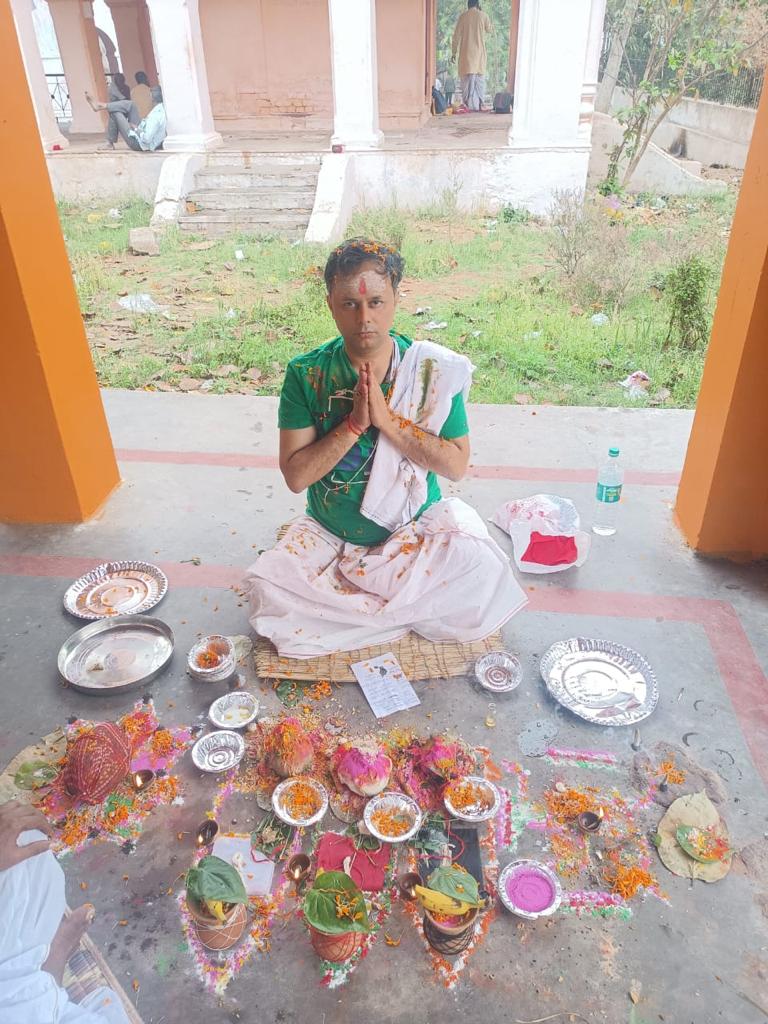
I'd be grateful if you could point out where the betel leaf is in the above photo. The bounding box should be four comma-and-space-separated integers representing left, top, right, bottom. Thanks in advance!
427, 864, 480, 907
185, 855, 248, 906
303, 870, 371, 935
14, 761, 58, 790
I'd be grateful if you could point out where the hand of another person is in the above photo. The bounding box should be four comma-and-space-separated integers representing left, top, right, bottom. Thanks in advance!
366, 363, 392, 430
0, 800, 52, 871
351, 366, 371, 432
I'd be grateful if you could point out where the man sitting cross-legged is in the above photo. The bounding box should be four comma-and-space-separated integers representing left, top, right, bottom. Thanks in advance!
245, 238, 527, 658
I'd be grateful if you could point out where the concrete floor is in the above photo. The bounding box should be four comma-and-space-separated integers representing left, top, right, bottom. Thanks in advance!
1, 391, 767, 1024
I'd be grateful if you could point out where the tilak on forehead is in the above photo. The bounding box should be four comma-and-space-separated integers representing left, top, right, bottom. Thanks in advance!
358, 277, 367, 295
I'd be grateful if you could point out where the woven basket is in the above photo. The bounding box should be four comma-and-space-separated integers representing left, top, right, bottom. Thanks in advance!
187, 899, 247, 951
309, 925, 363, 963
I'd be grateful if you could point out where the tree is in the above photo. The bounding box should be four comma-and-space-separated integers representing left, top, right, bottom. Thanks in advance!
604, 0, 768, 189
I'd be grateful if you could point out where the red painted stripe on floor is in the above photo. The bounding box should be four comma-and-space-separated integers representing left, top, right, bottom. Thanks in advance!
1, 555, 763, 781
115, 448, 680, 486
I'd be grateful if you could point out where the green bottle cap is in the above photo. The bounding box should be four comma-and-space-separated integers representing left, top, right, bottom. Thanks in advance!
609, 447, 620, 457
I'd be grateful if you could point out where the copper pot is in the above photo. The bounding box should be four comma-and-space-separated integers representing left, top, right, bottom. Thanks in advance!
187, 898, 247, 951
308, 925, 363, 963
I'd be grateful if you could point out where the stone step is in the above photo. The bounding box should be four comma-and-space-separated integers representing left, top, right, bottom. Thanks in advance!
186, 188, 315, 212
203, 152, 322, 170
195, 166, 320, 190
178, 209, 311, 238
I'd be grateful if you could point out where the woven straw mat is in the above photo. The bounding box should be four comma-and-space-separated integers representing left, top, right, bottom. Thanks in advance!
255, 630, 502, 683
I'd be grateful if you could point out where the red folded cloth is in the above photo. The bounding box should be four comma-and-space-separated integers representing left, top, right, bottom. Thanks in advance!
521, 531, 578, 567
316, 833, 391, 892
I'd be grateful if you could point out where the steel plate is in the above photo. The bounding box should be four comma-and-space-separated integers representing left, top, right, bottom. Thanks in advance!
364, 791, 422, 844
498, 859, 562, 919
191, 730, 245, 773
188, 635, 236, 684
474, 652, 522, 694
208, 691, 259, 730
272, 777, 329, 827
443, 775, 501, 823
57, 615, 174, 694
64, 561, 168, 619
540, 637, 659, 726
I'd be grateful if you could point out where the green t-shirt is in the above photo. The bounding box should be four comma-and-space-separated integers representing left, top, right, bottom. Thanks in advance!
278, 333, 469, 546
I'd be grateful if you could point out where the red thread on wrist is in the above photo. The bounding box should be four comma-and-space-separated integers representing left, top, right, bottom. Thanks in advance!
347, 415, 364, 436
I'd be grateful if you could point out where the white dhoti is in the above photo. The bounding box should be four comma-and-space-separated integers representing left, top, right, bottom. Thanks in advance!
0, 831, 129, 1024
461, 73, 485, 111
245, 498, 527, 658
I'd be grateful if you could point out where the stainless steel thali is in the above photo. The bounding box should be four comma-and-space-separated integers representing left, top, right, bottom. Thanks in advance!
64, 561, 168, 619
539, 637, 658, 726
58, 615, 174, 694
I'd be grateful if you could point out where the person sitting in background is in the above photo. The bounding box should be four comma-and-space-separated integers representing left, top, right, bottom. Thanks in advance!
0, 800, 129, 1023
131, 70, 154, 121
86, 85, 166, 152
245, 238, 527, 658
452, 0, 493, 112
107, 73, 131, 102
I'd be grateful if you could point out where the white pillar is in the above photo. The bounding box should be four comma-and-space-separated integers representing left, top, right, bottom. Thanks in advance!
10, 0, 68, 150
510, 0, 592, 147
328, 0, 382, 150
579, 0, 607, 140
145, 0, 220, 152
47, 0, 107, 134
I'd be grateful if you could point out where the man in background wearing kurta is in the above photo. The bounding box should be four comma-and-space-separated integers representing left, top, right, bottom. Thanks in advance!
452, 0, 493, 112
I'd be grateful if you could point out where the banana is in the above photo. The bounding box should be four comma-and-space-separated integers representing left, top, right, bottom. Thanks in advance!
204, 898, 227, 922
414, 885, 473, 917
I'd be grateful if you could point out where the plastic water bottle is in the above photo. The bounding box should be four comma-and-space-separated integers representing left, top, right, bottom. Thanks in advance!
593, 447, 623, 536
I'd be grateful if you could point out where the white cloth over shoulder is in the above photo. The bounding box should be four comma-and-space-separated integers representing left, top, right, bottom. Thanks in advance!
245, 497, 527, 658
0, 831, 129, 1024
360, 340, 473, 533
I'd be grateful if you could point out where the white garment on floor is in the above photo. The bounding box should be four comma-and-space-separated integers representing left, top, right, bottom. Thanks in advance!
360, 340, 473, 533
245, 497, 527, 658
0, 831, 129, 1024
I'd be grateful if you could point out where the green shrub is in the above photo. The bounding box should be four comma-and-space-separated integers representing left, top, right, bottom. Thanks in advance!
664, 256, 711, 349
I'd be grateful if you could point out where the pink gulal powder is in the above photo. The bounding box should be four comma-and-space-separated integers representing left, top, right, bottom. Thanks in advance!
505, 866, 556, 914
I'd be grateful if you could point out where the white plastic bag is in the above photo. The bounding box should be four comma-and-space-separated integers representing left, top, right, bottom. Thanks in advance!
491, 494, 591, 574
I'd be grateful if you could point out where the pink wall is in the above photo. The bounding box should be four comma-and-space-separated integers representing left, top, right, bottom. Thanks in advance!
377, 0, 432, 129
200, 0, 333, 130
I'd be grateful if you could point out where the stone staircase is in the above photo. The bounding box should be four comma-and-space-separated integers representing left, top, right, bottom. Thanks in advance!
178, 154, 322, 239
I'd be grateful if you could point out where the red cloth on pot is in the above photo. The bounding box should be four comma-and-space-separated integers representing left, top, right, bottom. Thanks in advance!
521, 531, 578, 567
64, 722, 132, 805
316, 833, 391, 893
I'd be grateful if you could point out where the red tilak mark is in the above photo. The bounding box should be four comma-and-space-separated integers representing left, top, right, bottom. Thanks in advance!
358, 278, 367, 295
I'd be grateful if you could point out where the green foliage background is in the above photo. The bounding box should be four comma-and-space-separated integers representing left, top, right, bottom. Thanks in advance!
436, 0, 512, 92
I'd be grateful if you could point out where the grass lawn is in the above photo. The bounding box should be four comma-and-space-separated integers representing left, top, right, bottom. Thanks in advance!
59, 189, 737, 407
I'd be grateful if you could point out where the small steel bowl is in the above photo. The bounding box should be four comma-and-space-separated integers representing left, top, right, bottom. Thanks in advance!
474, 652, 522, 694
187, 635, 236, 684
499, 859, 562, 920
208, 691, 259, 730
195, 819, 219, 847
444, 775, 501, 823
272, 777, 329, 828
364, 792, 422, 844
191, 730, 245, 772
397, 871, 422, 901
576, 811, 603, 834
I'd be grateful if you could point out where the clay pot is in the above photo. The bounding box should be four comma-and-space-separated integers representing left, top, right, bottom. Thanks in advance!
423, 905, 478, 936
422, 906, 478, 956
308, 925, 363, 963
187, 898, 247, 951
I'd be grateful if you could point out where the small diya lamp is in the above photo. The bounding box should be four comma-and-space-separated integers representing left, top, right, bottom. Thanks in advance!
195, 819, 219, 848
285, 853, 311, 892
397, 871, 422, 901
131, 769, 155, 792
576, 807, 604, 834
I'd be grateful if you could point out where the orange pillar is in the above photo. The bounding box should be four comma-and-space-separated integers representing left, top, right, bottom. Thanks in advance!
508, 0, 520, 92
0, 0, 120, 524
674, 82, 768, 560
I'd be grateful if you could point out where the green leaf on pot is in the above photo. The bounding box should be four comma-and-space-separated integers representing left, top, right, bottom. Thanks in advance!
427, 864, 480, 907
14, 761, 58, 790
185, 855, 248, 906
303, 869, 371, 935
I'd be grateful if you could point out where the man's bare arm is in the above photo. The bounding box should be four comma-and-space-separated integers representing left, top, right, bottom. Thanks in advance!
379, 414, 470, 481
279, 423, 360, 493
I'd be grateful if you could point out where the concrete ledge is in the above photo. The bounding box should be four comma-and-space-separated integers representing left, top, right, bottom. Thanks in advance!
45, 151, 166, 202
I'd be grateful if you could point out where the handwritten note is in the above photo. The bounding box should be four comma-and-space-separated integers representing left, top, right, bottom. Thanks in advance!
351, 653, 420, 719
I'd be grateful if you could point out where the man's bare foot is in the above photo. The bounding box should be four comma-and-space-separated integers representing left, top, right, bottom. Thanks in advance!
84, 91, 103, 112
98, 142, 115, 150
42, 904, 95, 985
